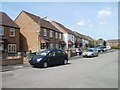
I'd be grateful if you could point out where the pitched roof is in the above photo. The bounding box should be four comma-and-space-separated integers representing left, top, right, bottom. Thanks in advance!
74, 31, 88, 40
23, 11, 61, 33
52, 21, 75, 35
107, 39, 120, 43
40, 19, 61, 33
22, 11, 40, 25
85, 35, 94, 41
0, 12, 19, 28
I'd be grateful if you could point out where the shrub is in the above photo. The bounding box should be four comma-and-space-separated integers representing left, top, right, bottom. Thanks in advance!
111, 46, 120, 49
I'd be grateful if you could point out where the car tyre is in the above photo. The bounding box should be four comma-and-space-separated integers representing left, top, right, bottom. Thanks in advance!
63, 59, 68, 65
43, 62, 48, 68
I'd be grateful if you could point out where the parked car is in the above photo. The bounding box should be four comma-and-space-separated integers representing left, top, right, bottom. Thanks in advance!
82, 48, 99, 57
106, 45, 111, 51
75, 48, 82, 55
29, 49, 68, 68
97, 46, 107, 52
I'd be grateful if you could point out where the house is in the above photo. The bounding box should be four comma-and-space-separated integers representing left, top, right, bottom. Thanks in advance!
52, 21, 76, 50
73, 31, 83, 48
74, 32, 90, 50
0, 12, 20, 57
85, 35, 95, 47
107, 39, 120, 47
96, 38, 106, 46
0, 12, 22, 65
15, 11, 63, 52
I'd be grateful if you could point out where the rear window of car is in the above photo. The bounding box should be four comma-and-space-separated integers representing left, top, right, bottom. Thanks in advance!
57, 50, 66, 56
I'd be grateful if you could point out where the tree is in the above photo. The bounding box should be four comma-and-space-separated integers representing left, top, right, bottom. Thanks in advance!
103, 40, 106, 46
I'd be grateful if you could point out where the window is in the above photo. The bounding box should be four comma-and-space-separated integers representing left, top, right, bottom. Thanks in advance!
59, 33, 62, 39
55, 32, 58, 39
55, 44, 59, 49
49, 43, 53, 49
0, 44, 4, 50
0, 26, 4, 35
8, 44, 16, 53
10, 28, 15, 37
50, 30, 52, 37
44, 28, 47, 36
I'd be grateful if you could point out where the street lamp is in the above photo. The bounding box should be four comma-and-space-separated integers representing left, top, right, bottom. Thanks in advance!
37, 28, 40, 51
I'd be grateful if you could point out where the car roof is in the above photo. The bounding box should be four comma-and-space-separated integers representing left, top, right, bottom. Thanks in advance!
45, 49, 64, 52
87, 48, 95, 50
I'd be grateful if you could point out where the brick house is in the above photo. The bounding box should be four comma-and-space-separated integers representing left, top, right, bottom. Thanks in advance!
15, 11, 63, 52
107, 39, 120, 47
0, 12, 20, 57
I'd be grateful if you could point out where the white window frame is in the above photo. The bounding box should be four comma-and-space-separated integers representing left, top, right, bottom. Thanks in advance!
50, 30, 52, 37
55, 32, 58, 39
59, 33, 62, 39
0, 44, 4, 50
10, 28, 15, 37
49, 43, 53, 49
44, 28, 47, 36
0, 26, 4, 35
55, 44, 59, 49
8, 44, 16, 53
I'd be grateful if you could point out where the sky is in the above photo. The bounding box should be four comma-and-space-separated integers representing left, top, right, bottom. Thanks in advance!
1, 2, 118, 40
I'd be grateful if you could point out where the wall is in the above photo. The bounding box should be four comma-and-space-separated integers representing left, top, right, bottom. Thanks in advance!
3, 26, 19, 52
15, 12, 40, 52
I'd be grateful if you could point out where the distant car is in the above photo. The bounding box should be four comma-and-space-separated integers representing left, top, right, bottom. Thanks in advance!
106, 46, 111, 51
29, 49, 68, 68
82, 48, 99, 57
97, 46, 107, 52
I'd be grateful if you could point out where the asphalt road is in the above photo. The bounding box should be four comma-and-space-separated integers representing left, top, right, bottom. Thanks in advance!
2, 50, 118, 88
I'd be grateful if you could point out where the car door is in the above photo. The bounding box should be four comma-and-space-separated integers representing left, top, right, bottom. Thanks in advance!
57, 50, 64, 64
94, 49, 98, 56
48, 51, 57, 65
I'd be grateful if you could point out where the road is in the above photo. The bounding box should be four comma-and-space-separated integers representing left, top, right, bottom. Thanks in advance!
2, 50, 118, 88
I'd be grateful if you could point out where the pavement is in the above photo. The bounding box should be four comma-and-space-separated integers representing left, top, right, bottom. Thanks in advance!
1, 49, 116, 72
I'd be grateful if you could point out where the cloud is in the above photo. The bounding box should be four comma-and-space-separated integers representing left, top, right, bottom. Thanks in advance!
98, 8, 112, 24
77, 20, 92, 27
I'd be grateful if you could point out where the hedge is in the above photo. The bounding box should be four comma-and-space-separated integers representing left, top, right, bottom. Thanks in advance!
111, 46, 120, 49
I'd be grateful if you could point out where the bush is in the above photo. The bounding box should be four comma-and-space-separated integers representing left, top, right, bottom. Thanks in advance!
111, 46, 120, 49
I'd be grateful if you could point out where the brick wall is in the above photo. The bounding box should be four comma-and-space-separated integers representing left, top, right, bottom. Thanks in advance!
3, 26, 19, 51
15, 12, 40, 52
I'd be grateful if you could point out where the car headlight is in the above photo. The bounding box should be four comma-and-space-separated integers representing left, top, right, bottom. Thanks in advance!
37, 58, 42, 62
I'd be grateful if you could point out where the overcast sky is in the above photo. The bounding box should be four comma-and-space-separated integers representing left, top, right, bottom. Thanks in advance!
2, 2, 118, 40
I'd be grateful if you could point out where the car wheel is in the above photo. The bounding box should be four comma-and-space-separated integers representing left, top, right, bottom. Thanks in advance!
63, 59, 68, 65
43, 62, 48, 68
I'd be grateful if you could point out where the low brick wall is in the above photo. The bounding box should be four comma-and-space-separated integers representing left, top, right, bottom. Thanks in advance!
2, 57, 23, 66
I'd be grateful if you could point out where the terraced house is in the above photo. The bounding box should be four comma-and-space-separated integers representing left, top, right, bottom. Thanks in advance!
52, 21, 76, 50
15, 11, 63, 52
0, 12, 20, 58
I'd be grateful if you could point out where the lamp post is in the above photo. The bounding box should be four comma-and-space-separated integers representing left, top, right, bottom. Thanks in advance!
37, 28, 41, 51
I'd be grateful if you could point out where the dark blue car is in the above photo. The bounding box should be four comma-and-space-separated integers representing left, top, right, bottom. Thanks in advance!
29, 49, 68, 68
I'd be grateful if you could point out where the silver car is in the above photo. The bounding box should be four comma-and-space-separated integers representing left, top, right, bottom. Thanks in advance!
82, 48, 99, 57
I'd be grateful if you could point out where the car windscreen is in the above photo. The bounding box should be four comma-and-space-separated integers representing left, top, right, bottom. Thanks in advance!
86, 49, 93, 52
37, 50, 51, 56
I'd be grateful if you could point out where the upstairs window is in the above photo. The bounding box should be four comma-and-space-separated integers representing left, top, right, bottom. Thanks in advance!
50, 30, 52, 37
0, 26, 4, 35
55, 32, 58, 39
44, 28, 47, 36
10, 28, 15, 37
59, 33, 62, 39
